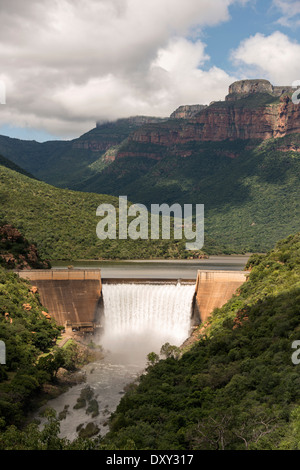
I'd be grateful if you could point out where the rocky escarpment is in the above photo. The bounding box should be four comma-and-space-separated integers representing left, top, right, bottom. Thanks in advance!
170, 104, 207, 119
225, 79, 294, 101
116, 80, 300, 159
191, 94, 300, 141
72, 116, 167, 152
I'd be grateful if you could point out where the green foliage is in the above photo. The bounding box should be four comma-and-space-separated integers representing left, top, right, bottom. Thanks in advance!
0, 266, 87, 429
73, 134, 300, 253
0, 223, 50, 269
160, 343, 181, 360
0, 154, 34, 178
147, 352, 159, 367
0, 163, 199, 260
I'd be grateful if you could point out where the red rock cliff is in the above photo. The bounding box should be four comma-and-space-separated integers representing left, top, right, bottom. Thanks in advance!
118, 95, 300, 154
116, 80, 300, 159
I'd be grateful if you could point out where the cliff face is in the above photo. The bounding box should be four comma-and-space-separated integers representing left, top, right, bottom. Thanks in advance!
116, 81, 300, 160
225, 79, 294, 101
170, 104, 207, 119
72, 116, 168, 152
192, 94, 300, 141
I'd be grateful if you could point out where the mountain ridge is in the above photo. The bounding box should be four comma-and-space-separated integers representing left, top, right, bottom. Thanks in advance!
0, 79, 299, 254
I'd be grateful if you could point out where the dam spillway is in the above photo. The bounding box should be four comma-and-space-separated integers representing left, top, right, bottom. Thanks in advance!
100, 283, 195, 358
16, 268, 249, 349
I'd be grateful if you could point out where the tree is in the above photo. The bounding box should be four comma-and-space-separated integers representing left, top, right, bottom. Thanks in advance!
160, 343, 181, 360
147, 352, 159, 367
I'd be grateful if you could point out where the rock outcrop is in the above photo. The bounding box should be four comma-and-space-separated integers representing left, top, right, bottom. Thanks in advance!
191, 94, 300, 141
170, 104, 207, 119
115, 80, 300, 160
0, 224, 51, 270
225, 79, 294, 101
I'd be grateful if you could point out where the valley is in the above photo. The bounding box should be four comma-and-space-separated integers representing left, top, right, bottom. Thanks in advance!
0, 79, 299, 255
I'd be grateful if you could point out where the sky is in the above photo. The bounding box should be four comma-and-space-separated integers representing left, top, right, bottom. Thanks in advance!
0, 0, 299, 142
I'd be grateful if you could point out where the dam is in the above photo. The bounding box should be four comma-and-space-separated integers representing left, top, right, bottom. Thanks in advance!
26, 263, 249, 440
17, 268, 249, 345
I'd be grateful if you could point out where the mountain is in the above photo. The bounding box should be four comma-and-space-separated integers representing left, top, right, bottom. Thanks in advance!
0, 153, 35, 178
0, 79, 299, 254
68, 80, 300, 253
0, 116, 167, 188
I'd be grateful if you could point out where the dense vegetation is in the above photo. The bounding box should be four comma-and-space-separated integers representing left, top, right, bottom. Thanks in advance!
0, 163, 212, 260
0, 265, 95, 441
0, 224, 51, 269
0, 154, 34, 179
75, 134, 300, 253
0, 267, 60, 425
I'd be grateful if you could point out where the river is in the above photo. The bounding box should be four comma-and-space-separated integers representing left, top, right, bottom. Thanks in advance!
35, 257, 250, 441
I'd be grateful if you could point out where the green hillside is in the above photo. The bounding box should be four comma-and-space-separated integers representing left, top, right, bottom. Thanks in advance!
0, 163, 208, 260
101, 231, 300, 450
74, 134, 300, 253
0, 117, 166, 189
0, 107, 299, 255
0, 266, 89, 432
0, 154, 35, 179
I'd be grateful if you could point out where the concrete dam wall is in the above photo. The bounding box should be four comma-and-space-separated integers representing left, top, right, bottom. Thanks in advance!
17, 269, 102, 331
17, 268, 249, 334
192, 270, 249, 325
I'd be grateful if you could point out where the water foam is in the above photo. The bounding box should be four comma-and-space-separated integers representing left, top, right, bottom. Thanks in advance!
100, 283, 195, 362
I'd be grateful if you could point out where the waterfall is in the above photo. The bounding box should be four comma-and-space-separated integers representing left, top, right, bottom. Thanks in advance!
100, 283, 195, 363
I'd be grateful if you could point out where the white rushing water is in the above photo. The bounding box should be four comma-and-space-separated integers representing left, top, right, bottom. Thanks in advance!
35, 282, 195, 440
100, 283, 195, 363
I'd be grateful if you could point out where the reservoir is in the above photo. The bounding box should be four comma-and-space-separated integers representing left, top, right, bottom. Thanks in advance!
51, 255, 250, 279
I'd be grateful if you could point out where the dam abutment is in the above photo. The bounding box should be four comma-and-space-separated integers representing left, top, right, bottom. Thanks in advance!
193, 270, 249, 325
17, 269, 102, 332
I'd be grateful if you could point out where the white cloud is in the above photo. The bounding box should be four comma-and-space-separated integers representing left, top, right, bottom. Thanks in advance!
272, 0, 300, 28
0, 0, 241, 138
231, 31, 300, 85
53, 37, 235, 124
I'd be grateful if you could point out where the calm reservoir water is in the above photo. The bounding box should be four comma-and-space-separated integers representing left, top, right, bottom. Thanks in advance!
51, 255, 250, 279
